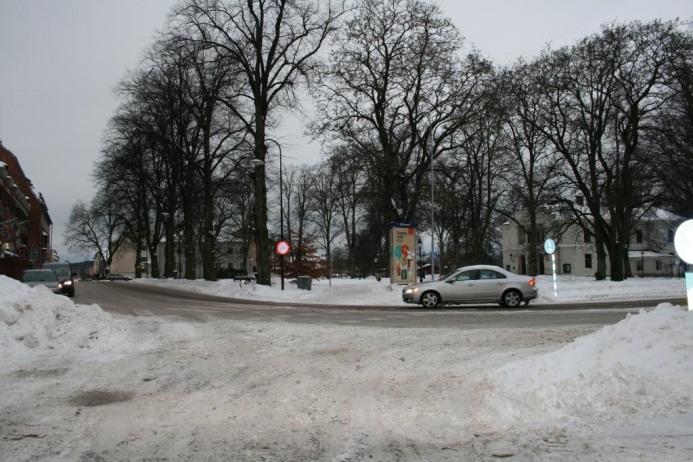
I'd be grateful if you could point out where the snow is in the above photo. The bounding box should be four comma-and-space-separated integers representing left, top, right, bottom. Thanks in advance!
0, 275, 189, 370
2, 273, 693, 459
476, 303, 693, 431
535, 275, 686, 303
131, 274, 687, 306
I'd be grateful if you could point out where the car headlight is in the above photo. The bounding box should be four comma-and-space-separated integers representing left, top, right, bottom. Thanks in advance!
404, 287, 420, 294
63, 280, 72, 286
57, 283, 62, 288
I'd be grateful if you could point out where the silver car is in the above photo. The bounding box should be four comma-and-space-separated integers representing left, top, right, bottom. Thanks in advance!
21, 269, 61, 294
402, 264, 538, 308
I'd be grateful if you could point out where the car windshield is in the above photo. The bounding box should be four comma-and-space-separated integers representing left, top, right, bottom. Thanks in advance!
22, 271, 57, 282
45, 265, 71, 277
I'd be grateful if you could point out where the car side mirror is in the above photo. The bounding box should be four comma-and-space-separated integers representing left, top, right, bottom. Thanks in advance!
446, 279, 454, 284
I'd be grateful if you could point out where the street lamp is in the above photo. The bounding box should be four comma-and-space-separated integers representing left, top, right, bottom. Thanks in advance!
266, 138, 285, 291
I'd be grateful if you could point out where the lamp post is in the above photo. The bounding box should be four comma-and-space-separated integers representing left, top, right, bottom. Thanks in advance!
266, 138, 285, 290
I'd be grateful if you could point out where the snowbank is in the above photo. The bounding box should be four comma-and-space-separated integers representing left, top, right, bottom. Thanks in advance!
132, 276, 406, 306
132, 274, 686, 306
0, 275, 132, 368
536, 275, 686, 304
476, 303, 693, 430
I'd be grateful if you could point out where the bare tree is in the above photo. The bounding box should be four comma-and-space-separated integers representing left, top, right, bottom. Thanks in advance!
175, 0, 345, 285
497, 62, 561, 275
308, 163, 343, 284
64, 194, 126, 274
538, 21, 685, 280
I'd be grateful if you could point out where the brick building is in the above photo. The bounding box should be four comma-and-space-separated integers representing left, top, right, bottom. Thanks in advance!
0, 141, 53, 278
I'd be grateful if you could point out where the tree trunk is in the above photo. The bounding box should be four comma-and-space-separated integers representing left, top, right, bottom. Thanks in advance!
182, 176, 196, 280
527, 210, 539, 277
253, 106, 271, 286
595, 240, 607, 280
201, 159, 217, 281
163, 211, 176, 278
134, 239, 143, 279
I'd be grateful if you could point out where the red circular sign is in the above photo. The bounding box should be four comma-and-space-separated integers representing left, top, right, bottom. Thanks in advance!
275, 240, 291, 256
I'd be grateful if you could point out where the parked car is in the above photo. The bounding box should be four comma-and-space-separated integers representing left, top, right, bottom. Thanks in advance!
402, 264, 538, 308
106, 273, 131, 281
43, 262, 76, 297
21, 269, 61, 294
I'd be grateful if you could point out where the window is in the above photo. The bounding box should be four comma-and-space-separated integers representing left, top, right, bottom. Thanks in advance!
584, 231, 591, 243
576, 195, 584, 206
584, 254, 592, 269
563, 263, 572, 274
635, 230, 643, 244
636, 260, 643, 271
656, 260, 662, 271
668, 229, 674, 243
479, 269, 507, 279
518, 227, 525, 244
454, 270, 478, 281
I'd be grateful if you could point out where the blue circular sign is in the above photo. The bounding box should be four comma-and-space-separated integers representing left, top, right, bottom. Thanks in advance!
544, 238, 556, 255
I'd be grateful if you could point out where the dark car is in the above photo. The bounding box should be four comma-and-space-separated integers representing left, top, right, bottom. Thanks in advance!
22, 269, 61, 294
43, 262, 75, 297
106, 273, 132, 281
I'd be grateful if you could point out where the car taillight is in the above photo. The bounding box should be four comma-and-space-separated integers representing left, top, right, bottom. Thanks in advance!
528, 278, 536, 287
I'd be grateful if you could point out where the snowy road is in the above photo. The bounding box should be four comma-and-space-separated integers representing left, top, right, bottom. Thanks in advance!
74, 280, 674, 329
3, 276, 692, 461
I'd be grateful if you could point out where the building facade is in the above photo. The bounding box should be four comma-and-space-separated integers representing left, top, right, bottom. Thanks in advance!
502, 208, 684, 277
0, 142, 53, 278
101, 238, 254, 279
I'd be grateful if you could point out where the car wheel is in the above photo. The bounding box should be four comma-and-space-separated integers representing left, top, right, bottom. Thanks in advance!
502, 289, 522, 308
420, 291, 440, 308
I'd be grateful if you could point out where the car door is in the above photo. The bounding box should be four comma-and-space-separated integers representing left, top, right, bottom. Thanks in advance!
442, 270, 479, 302
475, 269, 507, 301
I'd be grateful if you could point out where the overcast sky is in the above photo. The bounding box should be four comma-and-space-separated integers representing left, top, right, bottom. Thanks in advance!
1, 0, 691, 262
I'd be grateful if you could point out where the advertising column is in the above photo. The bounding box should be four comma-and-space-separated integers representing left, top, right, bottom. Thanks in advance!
390, 225, 417, 285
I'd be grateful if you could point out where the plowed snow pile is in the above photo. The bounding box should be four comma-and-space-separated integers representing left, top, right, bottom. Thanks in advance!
0, 275, 131, 368
477, 303, 693, 429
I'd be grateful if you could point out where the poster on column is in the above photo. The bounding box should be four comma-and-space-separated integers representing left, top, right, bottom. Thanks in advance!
390, 225, 417, 285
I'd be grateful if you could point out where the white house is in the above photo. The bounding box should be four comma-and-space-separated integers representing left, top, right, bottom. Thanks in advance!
502, 207, 685, 277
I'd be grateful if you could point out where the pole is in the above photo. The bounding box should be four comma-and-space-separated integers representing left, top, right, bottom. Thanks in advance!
267, 139, 284, 290
551, 254, 557, 297
430, 156, 435, 281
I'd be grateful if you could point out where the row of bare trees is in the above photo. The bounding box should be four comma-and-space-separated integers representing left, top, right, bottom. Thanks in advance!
66, 0, 692, 283
312, 8, 692, 281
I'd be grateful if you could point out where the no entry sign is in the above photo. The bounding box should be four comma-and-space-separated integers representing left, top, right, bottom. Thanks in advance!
275, 240, 291, 256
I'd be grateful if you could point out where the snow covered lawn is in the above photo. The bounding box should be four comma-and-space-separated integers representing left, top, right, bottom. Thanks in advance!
130, 274, 687, 306
2, 275, 692, 460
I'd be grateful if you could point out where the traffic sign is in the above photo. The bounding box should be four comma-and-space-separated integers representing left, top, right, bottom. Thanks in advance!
544, 238, 556, 255
674, 220, 693, 264
275, 240, 291, 256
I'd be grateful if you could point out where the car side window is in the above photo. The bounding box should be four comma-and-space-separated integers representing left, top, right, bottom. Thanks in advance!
454, 270, 478, 281
479, 269, 507, 279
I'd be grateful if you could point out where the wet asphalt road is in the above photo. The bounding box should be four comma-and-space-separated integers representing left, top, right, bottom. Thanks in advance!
73, 280, 686, 329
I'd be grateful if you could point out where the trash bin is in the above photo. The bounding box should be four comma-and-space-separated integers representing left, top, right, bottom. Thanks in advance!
297, 275, 312, 290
